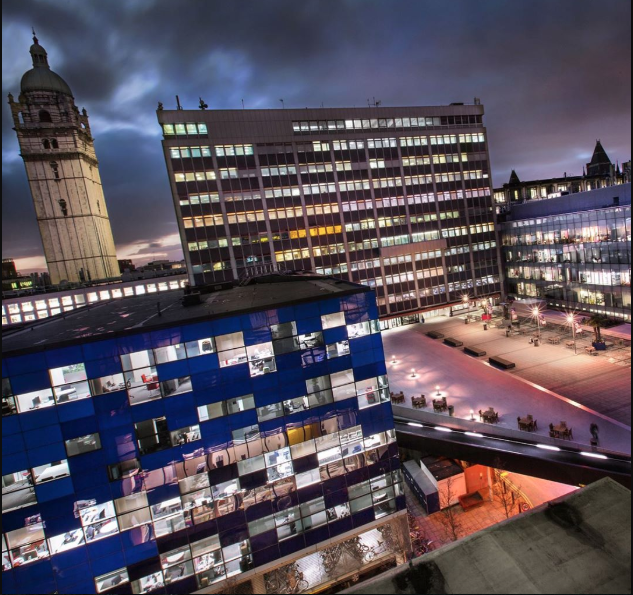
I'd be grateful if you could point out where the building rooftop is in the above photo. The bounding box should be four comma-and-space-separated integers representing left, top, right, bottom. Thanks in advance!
504, 183, 631, 220
1, 274, 368, 356
342, 477, 631, 595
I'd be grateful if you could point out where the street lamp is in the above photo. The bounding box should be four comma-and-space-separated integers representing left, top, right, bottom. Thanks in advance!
435, 385, 441, 396
532, 307, 541, 340
567, 313, 577, 355
391, 355, 397, 365
410, 368, 416, 378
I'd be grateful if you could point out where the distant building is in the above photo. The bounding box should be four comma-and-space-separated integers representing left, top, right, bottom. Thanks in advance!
157, 102, 502, 325
494, 141, 630, 212
118, 259, 136, 273
1, 259, 33, 293
7, 33, 120, 284
141, 260, 186, 272
1, 274, 407, 595
499, 183, 631, 321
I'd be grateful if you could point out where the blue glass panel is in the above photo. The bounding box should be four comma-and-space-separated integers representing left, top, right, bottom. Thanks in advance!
85, 357, 122, 378
86, 533, 124, 560
2, 431, 26, 455
163, 393, 197, 429
352, 507, 375, 528
349, 335, 373, 354
241, 311, 269, 331
187, 353, 219, 375
155, 359, 190, 381
24, 424, 63, 449
218, 363, 250, 385
44, 511, 82, 536
82, 338, 120, 362
27, 442, 66, 468
297, 483, 323, 504
323, 325, 347, 344
275, 306, 294, 324
129, 399, 165, 423
305, 524, 330, 547
325, 487, 349, 508
2, 414, 22, 437
262, 309, 280, 326
217, 515, 247, 539
57, 576, 97, 595
69, 465, 108, 493
150, 327, 183, 348
1, 358, 7, 377
249, 529, 277, 552
251, 372, 278, 392
190, 369, 223, 392
211, 316, 241, 335
346, 467, 369, 486
319, 298, 343, 315
50, 544, 88, 578
276, 367, 304, 387
227, 409, 258, 429
73, 483, 114, 507
328, 516, 353, 537
242, 326, 272, 347
120, 528, 157, 563
61, 417, 98, 440
10, 369, 51, 394
52, 559, 93, 590
57, 398, 96, 423
296, 316, 322, 334
294, 301, 320, 320
279, 534, 305, 557
0, 570, 16, 594
19, 408, 60, 432
245, 500, 273, 522
139, 447, 178, 470
170, 576, 197, 594
2, 507, 39, 533
116, 333, 153, 355
88, 549, 127, 578
252, 544, 280, 566
351, 348, 374, 368
36, 493, 76, 522
44, 346, 84, 369
95, 399, 132, 432
323, 475, 346, 495
5, 353, 48, 376
396, 494, 407, 510
13, 563, 56, 594
181, 321, 214, 342
345, 307, 370, 324
275, 351, 302, 372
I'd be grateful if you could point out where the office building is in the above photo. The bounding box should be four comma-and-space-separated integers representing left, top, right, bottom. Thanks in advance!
500, 183, 631, 320
2, 260, 33, 294
1, 274, 407, 594
157, 103, 502, 324
494, 141, 630, 213
7, 34, 120, 284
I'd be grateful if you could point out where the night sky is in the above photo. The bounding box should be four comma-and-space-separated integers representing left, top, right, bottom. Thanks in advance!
2, 0, 631, 274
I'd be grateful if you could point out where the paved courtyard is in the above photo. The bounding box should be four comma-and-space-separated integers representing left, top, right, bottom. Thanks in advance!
382, 316, 631, 455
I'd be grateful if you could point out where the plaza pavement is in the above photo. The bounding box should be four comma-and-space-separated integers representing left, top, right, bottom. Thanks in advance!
382, 316, 631, 455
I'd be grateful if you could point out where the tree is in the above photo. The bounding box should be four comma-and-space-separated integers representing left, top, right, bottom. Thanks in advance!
438, 476, 461, 542
494, 479, 518, 519
587, 314, 609, 343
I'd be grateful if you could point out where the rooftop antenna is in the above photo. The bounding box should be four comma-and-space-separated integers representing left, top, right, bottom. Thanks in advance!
199, 97, 208, 110
175, 95, 183, 110
241, 98, 245, 109
367, 98, 371, 107
279, 98, 285, 109
32, 27, 38, 43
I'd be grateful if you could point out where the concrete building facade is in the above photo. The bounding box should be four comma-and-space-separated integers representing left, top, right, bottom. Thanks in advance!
7, 34, 119, 285
156, 102, 502, 323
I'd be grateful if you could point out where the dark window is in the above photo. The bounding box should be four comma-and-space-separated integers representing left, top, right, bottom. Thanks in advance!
39, 110, 52, 123
135, 417, 172, 456
51, 139, 58, 149
42, 139, 50, 150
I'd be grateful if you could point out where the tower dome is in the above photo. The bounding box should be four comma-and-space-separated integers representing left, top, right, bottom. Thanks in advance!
20, 31, 73, 96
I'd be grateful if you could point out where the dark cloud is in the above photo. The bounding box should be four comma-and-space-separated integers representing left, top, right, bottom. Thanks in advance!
2, 0, 631, 271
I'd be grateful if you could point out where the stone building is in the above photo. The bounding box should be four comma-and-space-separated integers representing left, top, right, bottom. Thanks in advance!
7, 33, 119, 284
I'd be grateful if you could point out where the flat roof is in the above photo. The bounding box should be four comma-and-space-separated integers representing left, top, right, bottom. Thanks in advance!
2, 275, 369, 356
342, 477, 631, 595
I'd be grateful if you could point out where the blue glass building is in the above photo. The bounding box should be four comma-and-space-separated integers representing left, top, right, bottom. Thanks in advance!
2, 276, 407, 594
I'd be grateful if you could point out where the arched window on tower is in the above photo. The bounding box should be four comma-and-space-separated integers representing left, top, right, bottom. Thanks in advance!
51, 139, 59, 149
39, 110, 52, 123
49, 161, 60, 179
42, 139, 50, 150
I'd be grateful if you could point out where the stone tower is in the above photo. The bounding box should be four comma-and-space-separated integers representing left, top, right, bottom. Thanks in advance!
8, 32, 120, 284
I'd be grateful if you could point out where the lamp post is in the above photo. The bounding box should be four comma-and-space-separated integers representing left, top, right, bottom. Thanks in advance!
567, 314, 577, 355
435, 385, 441, 396
533, 307, 541, 340
410, 368, 416, 378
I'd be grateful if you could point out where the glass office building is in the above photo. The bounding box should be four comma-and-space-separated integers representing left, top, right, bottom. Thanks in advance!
157, 104, 502, 324
1, 276, 407, 594
500, 184, 631, 320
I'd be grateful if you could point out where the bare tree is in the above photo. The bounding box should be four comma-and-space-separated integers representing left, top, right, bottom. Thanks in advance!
493, 474, 521, 519
438, 476, 461, 542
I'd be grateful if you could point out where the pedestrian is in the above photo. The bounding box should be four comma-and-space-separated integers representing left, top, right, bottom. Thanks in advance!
590, 423, 599, 441
420, 316, 425, 324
